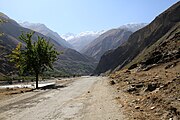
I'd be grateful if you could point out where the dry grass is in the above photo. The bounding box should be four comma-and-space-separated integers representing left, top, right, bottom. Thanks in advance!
0, 88, 33, 101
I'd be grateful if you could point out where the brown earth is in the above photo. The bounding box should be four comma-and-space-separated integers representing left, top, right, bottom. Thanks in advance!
110, 60, 180, 120
0, 78, 75, 102
0, 88, 33, 102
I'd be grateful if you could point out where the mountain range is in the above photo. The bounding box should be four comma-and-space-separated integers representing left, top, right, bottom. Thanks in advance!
1, 1, 179, 78
62, 31, 105, 51
81, 23, 147, 61
94, 1, 180, 74
0, 2, 179, 120
0, 12, 96, 76
19, 22, 73, 48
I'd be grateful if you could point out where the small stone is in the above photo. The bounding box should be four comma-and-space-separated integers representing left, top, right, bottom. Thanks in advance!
145, 83, 157, 92
115, 96, 120, 99
132, 100, 136, 103
155, 76, 159, 78
126, 87, 137, 93
135, 106, 140, 109
110, 80, 116, 85
150, 106, 155, 110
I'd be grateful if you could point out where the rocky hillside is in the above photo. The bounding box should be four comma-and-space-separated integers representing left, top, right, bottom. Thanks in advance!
0, 12, 96, 76
106, 2, 180, 120
81, 29, 133, 61
20, 22, 73, 48
94, 2, 180, 74
110, 60, 180, 120
81, 24, 146, 61
109, 17, 180, 120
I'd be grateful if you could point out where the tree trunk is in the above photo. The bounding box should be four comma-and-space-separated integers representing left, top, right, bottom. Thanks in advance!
36, 73, 39, 89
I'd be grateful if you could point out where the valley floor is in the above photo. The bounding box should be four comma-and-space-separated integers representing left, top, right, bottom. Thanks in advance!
0, 76, 125, 120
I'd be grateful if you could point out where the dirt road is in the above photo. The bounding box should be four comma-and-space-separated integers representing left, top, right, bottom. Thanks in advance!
0, 76, 125, 120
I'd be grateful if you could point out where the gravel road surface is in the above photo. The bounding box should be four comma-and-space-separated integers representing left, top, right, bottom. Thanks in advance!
0, 76, 125, 120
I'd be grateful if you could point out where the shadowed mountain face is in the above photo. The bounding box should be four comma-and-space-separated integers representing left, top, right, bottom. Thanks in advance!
80, 24, 146, 61
63, 24, 146, 53
94, 2, 180, 74
0, 13, 96, 76
81, 29, 133, 61
19, 22, 73, 48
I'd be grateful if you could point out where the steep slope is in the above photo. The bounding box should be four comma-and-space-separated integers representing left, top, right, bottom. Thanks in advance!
110, 60, 180, 120
109, 12, 180, 120
0, 12, 96, 76
62, 31, 104, 52
127, 23, 180, 70
95, 2, 180, 74
81, 29, 133, 60
20, 22, 73, 48
81, 24, 146, 61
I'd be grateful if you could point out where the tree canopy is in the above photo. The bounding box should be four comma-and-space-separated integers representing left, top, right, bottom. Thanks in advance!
9, 32, 59, 88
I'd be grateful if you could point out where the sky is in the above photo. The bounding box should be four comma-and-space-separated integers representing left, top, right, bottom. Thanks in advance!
0, 0, 179, 35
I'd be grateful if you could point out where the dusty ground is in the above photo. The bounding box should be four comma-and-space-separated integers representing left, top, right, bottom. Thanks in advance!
0, 77, 75, 102
0, 76, 125, 120
110, 60, 180, 120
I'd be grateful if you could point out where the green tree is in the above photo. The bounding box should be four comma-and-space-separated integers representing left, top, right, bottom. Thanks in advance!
9, 32, 59, 88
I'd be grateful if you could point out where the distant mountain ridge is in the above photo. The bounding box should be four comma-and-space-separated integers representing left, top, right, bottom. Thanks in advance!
62, 31, 105, 51
0, 13, 96, 76
118, 23, 147, 32
81, 23, 147, 61
94, 2, 180, 74
19, 22, 73, 48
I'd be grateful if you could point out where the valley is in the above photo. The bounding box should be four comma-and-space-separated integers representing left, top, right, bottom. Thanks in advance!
0, 12, 96, 76
0, 1, 179, 120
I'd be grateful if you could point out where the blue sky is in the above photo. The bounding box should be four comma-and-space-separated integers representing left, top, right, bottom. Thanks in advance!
0, 0, 179, 34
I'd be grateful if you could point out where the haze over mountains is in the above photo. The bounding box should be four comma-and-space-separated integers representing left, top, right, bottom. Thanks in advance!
62, 31, 105, 51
